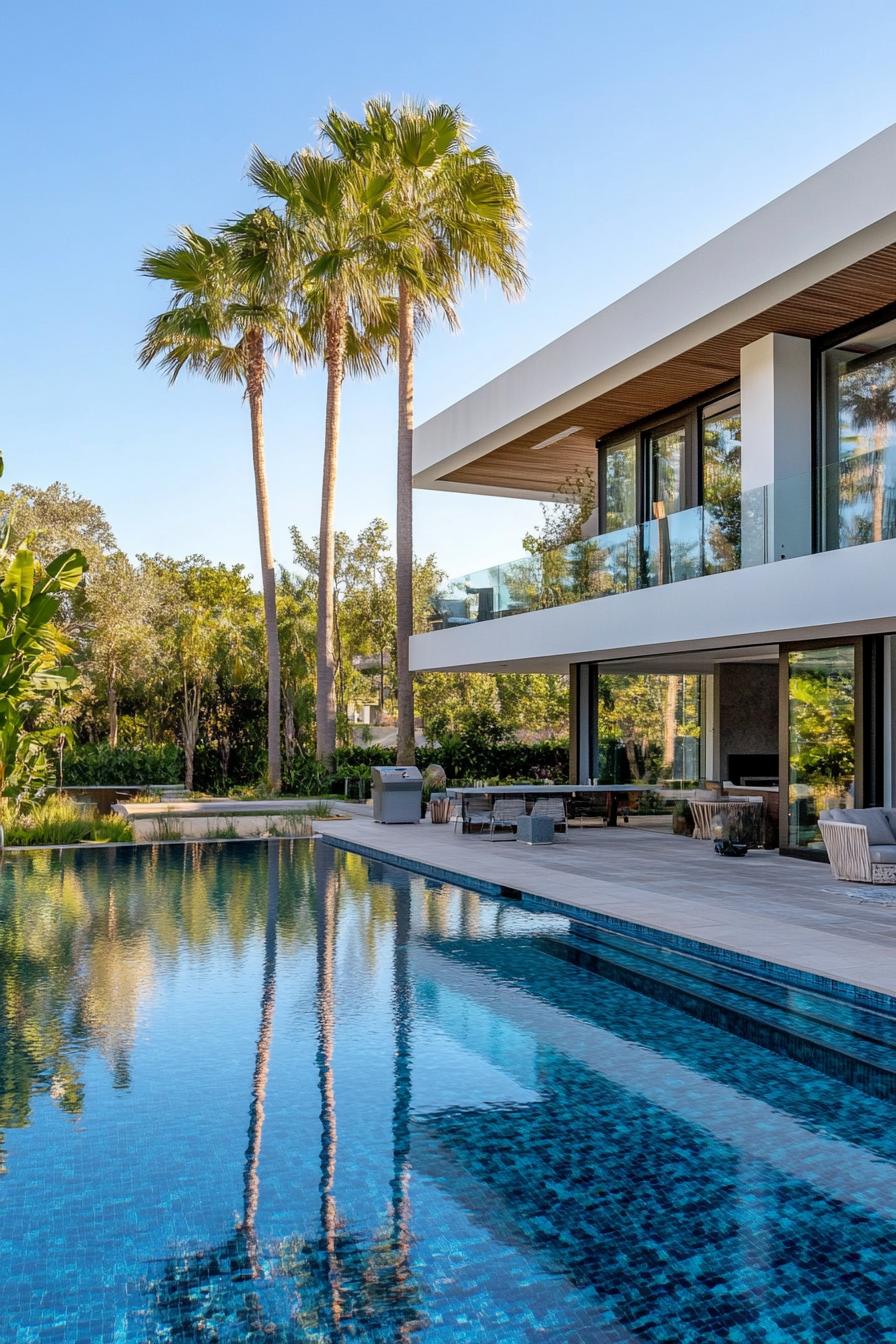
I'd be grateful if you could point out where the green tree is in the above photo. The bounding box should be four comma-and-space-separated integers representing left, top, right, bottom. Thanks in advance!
84, 551, 160, 746
277, 569, 317, 769
249, 148, 398, 764
0, 526, 87, 803
139, 219, 307, 791
142, 556, 259, 791
321, 99, 527, 765
292, 519, 442, 740
0, 481, 116, 569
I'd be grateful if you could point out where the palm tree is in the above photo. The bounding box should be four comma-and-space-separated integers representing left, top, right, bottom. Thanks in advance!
248, 147, 398, 763
139, 217, 307, 791
322, 100, 527, 765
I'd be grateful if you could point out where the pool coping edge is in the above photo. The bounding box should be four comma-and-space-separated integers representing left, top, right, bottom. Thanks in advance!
317, 832, 896, 1017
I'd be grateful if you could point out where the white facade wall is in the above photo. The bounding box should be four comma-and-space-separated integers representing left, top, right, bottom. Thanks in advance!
740, 334, 813, 564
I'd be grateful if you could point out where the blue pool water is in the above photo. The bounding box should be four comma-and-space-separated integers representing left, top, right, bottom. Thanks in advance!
1, 838, 896, 1342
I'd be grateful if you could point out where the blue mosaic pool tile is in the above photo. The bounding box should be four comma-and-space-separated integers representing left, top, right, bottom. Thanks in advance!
1, 838, 895, 1341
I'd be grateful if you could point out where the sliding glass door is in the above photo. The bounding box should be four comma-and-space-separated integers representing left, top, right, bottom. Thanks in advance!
821, 322, 896, 550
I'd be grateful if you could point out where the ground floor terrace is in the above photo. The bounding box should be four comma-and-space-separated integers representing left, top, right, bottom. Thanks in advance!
314, 808, 896, 1002
568, 628, 894, 859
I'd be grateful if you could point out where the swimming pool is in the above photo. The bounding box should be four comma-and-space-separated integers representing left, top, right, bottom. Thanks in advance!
1, 838, 895, 1342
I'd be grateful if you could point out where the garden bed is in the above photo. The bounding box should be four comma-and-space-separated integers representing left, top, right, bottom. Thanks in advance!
111, 797, 349, 841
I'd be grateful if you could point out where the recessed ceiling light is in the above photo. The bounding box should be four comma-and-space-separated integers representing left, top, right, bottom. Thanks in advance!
529, 425, 584, 451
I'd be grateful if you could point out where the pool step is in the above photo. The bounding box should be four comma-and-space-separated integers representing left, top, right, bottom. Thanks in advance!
566, 922, 896, 1051
535, 928, 896, 1101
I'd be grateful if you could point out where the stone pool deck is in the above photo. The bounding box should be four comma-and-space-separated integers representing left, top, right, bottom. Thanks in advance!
313, 808, 896, 1001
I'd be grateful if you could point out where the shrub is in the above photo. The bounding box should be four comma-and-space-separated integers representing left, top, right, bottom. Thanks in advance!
151, 816, 183, 842
0, 796, 134, 846
204, 821, 239, 840
267, 813, 315, 836
62, 743, 183, 787
282, 758, 338, 797
296, 800, 335, 819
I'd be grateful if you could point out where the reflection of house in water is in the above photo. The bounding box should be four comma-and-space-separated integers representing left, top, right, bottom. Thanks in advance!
408, 928, 896, 1342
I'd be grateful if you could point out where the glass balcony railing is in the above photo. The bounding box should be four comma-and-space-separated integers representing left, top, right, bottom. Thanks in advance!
427, 457, 896, 630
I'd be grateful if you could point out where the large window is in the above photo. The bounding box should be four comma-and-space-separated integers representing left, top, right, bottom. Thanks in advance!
594, 671, 702, 785
600, 436, 637, 531
702, 393, 742, 570
597, 390, 741, 548
649, 424, 687, 517
786, 645, 856, 851
821, 317, 896, 549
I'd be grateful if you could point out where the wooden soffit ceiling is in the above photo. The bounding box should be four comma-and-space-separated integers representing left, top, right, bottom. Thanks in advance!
442, 241, 896, 494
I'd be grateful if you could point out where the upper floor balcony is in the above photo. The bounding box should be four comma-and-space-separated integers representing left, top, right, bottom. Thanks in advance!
428, 446, 896, 631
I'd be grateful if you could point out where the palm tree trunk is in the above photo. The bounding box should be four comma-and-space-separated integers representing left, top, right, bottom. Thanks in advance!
107, 664, 118, 748
395, 282, 416, 766
181, 678, 200, 792
316, 307, 345, 764
247, 332, 282, 792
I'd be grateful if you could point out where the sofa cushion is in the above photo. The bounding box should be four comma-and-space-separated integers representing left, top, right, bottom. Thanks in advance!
869, 844, 896, 864
834, 808, 895, 845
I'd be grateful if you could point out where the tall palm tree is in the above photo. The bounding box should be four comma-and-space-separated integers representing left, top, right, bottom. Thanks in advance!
322, 100, 527, 765
139, 217, 306, 791
248, 147, 398, 763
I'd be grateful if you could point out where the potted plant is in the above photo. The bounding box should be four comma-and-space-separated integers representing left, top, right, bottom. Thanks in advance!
672, 799, 694, 837
421, 763, 448, 820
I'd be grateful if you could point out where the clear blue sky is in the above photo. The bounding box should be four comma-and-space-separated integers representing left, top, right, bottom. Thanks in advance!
5, 0, 896, 586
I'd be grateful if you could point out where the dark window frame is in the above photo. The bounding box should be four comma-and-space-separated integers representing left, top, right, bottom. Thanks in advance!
597, 434, 639, 534
813, 307, 896, 552
811, 299, 896, 551
597, 380, 739, 532
777, 634, 871, 860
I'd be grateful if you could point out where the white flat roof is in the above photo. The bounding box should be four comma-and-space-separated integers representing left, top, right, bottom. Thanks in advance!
414, 122, 896, 492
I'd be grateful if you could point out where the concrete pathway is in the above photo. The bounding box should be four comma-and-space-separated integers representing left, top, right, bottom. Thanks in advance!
314, 807, 896, 1000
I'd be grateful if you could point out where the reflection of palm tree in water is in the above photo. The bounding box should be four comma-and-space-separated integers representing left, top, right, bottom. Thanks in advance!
148, 842, 281, 1334
389, 876, 413, 1307
149, 843, 424, 1339
315, 840, 342, 1331
240, 841, 280, 1274
308, 856, 422, 1339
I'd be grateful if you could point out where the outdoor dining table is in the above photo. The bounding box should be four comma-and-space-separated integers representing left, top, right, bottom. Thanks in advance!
446, 783, 671, 830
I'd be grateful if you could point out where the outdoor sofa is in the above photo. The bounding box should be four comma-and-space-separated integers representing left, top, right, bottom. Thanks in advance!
818, 808, 896, 884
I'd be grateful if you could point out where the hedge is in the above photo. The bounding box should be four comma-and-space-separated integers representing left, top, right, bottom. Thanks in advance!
59, 737, 570, 793
61, 743, 184, 786
286, 739, 571, 790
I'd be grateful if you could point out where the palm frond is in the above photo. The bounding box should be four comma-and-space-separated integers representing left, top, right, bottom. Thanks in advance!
246, 146, 296, 204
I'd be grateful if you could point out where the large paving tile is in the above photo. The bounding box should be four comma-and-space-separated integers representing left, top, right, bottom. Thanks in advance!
314, 815, 896, 996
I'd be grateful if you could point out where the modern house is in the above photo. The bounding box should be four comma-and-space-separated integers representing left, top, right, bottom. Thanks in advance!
409, 125, 896, 858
